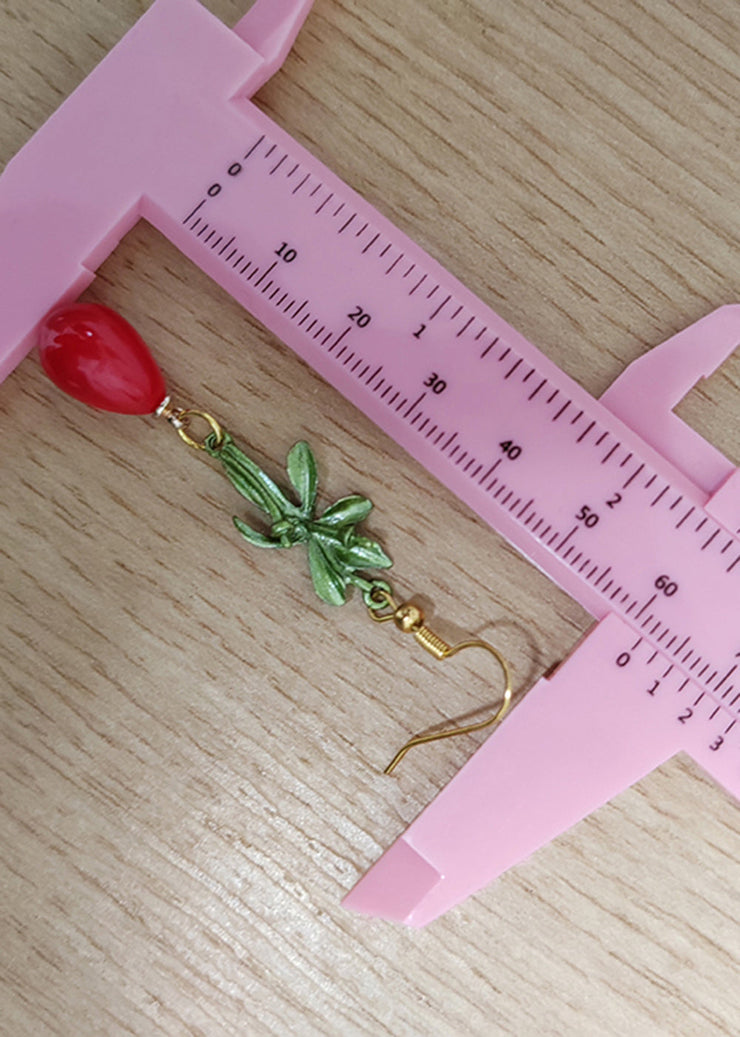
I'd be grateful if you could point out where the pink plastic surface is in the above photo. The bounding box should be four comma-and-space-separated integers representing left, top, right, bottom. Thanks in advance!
1, 0, 739, 926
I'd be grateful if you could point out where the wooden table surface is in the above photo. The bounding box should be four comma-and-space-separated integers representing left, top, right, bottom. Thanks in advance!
2, 0, 740, 1033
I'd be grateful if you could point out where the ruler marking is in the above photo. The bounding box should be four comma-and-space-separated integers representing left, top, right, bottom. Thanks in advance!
570, 410, 584, 425
650, 486, 669, 507
385, 253, 403, 275
430, 295, 451, 320
442, 432, 458, 452
339, 214, 356, 234
244, 134, 266, 160
457, 316, 475, 338
409, 274, 427, 296
264, 142, 277, 159
293, 172, 310, 195
594, 566, 612, 588
518, 498, 534, 519
362, 232, 380, 254
701, 529, 719, 551
327, 327, 350, 353
270, 154, 287, 175
576, 420, 596, 443
315, 192, 334, 214
253, 261, 277, 288
552, 401, 570, 422
480, 337, 499, 359
404, 393, 426, 418
528, 378, 548, 402
635, 594, 657, 620
602, 442, 619, 464
478, 459, 501, 486
556, 526, 578, 552
504, 358, 522, 380
676, 506, 695, 530
184, 199, 205, 224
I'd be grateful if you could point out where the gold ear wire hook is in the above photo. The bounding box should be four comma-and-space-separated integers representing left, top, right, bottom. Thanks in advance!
367, 586, 513, 774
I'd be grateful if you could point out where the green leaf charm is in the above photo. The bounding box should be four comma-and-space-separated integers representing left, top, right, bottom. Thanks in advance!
287, 441, 318, 516
205, 434, 392, 605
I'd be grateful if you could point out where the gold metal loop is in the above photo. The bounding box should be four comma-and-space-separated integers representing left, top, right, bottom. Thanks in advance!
176, 409, 225, 451
155, 398, 225, 451
367, 590, 513, 774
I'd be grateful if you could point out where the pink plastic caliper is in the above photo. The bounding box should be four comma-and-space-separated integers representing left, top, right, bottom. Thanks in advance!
2, 0, 740, 927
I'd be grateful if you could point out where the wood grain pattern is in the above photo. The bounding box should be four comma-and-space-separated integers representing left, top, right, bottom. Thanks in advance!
2, 0, 740, 1033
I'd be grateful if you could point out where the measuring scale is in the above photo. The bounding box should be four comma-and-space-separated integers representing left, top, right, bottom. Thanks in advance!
1, 0, 739, 927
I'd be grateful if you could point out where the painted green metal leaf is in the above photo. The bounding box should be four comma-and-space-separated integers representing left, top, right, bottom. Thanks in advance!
287, 441, 318, 515
208, 434, 298, 521
338, 536, 393, 570
307, 537, 348, 605
319, 495, 373, 528
206, 430, 393, 606
232, 516, 281, 548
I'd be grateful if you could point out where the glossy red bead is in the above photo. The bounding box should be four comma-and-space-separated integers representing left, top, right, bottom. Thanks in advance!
38, 303, 167, 414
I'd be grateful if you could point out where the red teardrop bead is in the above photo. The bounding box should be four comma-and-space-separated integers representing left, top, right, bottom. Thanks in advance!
38, 303, 167, 414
